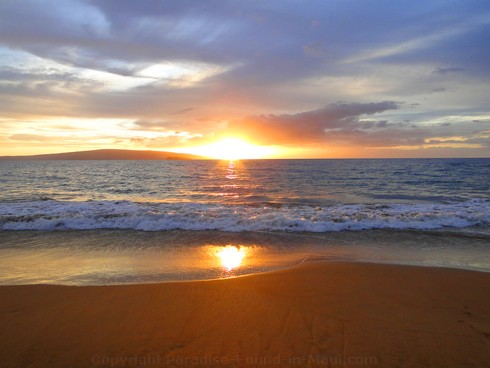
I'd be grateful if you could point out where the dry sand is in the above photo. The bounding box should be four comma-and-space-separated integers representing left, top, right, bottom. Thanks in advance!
1, 262, 490, 367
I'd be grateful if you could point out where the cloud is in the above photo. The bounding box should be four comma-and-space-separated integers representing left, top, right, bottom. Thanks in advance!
303, 41, 329, 59
130, 121, 175, 131
127, 119, 222, 138
10, 134, 53, 142
170, 107, 194, 115
228, 101, 400, 144
0, 65, 103, 96
433, 67, 464, 75
228, 102, 490, 151
128, 134, 203, 149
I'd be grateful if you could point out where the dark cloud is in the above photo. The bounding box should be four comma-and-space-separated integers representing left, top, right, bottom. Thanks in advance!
229, 102, 490, 149
170, 107, 194, 115
0, 66, 103, 96
433, 67, 465, 75
431, 87, 446, 93
228, 101, 400, 144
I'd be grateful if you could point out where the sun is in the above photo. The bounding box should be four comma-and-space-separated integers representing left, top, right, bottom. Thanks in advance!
187, 137, 276, 160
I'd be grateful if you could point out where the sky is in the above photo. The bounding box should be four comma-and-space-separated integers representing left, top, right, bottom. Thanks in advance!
1, 0, 489, 158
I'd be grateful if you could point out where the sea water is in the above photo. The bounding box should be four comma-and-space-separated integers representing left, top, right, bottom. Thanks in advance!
1, 158, 489, 284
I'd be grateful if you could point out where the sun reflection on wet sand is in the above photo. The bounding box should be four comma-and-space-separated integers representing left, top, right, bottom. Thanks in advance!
213, 245, 249, 271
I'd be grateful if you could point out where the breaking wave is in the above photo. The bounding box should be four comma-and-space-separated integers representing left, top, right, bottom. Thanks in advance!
1, 199, 489, 232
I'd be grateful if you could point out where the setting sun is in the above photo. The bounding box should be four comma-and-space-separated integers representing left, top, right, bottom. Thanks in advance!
186, 138, 277, 160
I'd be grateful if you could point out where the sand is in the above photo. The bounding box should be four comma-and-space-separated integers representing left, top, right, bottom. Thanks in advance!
1, 262, 490, 367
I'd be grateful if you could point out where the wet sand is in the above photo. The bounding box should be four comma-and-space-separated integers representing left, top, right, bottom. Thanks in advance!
1, 262, 490, 367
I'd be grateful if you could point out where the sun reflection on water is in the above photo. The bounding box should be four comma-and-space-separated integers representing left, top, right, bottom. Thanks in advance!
225, 160, 237, 180
219, 160, 240, 199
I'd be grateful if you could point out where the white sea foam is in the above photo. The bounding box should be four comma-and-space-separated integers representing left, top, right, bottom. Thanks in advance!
1, 199, 489, 232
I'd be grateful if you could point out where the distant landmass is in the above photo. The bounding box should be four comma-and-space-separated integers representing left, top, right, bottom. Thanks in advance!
0, 149, 206, 161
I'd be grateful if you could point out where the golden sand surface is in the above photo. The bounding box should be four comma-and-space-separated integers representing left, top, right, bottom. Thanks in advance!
1, 262, 490, 367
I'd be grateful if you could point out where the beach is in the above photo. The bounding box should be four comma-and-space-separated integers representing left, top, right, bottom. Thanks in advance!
1, 261, 490, 367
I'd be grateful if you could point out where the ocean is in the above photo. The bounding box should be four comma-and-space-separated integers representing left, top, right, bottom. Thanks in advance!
1, 158, 489, 284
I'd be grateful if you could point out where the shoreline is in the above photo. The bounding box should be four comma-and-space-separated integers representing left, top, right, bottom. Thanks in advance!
1, 261, 490, 367
2, 228, 490, 286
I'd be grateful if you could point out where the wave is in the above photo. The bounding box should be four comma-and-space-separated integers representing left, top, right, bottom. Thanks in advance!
1, 199, 489, 232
